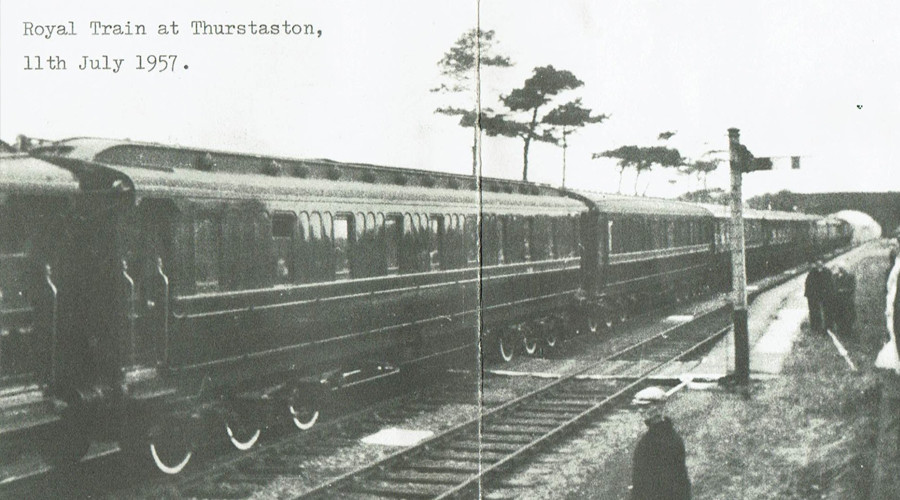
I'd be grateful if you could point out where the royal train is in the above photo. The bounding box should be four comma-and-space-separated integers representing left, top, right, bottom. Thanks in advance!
0, 138, 851, 473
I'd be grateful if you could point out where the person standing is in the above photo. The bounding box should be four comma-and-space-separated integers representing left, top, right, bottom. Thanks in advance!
832, 266, 856, 336
873, 253, 900, 498
889, 236, 899, 267
805, 260, 832, 334
631, 387, 691, 500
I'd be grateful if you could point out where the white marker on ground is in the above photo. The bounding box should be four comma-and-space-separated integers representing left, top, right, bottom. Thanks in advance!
361, 428, 434, 447
665, 315, 695, 323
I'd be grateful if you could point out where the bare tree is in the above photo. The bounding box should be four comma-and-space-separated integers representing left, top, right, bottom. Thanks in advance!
596, 145, 683, 195
593, 145, 641, 194
500, 66, 584, 181
543, 99, 608, 187
640, 146, 684, 195
682, 159, 720, 190
433, 29, 512, 175
657, 130, 677, 141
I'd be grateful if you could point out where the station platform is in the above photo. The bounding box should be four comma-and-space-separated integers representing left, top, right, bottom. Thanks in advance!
682, 272, 811, 380
674, 249, 859, 382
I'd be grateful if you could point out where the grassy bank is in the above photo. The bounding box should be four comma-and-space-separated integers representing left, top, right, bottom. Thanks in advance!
667, 243, 890, 499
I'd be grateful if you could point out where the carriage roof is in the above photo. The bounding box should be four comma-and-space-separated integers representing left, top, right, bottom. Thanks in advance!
699, 203, 820, 222
42, 137, 564, 196
111, 165, 585, 216
0, 152, 81, 195
34, 139, 585, 216
572, 191, 713, 218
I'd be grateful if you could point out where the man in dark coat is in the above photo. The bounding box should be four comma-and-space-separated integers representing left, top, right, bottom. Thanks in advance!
832, 266, 856, 336
805, 260, 832, 334
631, 388, 691, 500
889, 236, 899, 267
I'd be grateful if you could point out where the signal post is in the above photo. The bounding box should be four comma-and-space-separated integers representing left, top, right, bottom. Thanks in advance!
728, 128, 751, 385
727, 128, 776, 385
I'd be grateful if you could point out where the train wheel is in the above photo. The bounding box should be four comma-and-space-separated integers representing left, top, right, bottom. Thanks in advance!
224, 411, 261, 451
603, 311, 614, 330
289, 405, 320, 431
616, 303, 629, 324
586, 312, 600, 334
288, 388, 320, 431
290, 406, 319, 431
498, 329, 517, 362
523, 329, 539, 356
148, 420, 193, 475
545, 328, 559, 349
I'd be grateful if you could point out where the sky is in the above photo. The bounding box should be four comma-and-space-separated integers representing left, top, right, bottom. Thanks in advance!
2, 0, 898, 199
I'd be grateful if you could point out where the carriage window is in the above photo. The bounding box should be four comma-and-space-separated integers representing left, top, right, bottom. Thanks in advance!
530, 217, 550, 261
272, 213, 294, 238
445, 214, 460, 269
675, 222, 685, 246
524, 219, 533, 261
497, 217, 507, 264
398, 213, 416, 273
384, 215, 402, 274
333, 215, 352, 280
503, 217, 527, 263
272, 212, 295, 283
194, 214, 221, 291
607, 220, 614, 253
481, 216, 499, 266
355, 212, 366, 239
428, 215, 444, 270
366, 213, 376, 240
649, 220, 659, 249
465, 215, 478, 265
309, 212, 323, 240
554, 217, 577, 258
298, 212, 310, 241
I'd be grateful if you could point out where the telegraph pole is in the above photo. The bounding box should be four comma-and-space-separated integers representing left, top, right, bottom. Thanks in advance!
728, 128, 750, 385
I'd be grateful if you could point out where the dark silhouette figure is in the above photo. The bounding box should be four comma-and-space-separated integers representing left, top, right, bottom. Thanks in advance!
831, 266, 856, 336
632, 415, 691, 500
805, 261, 833, 334
889, 237, 898, 267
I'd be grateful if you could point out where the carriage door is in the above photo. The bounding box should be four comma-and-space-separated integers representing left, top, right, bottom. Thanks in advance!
132, 200, 175, 368
42, 192, 130, 392
0, 194, 71, 390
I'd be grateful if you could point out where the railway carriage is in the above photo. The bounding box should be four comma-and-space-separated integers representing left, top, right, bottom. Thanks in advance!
1, 139, 586, 472
814, 216, 853, 254
569, 192, 716, 330
0, 136, 853, 476
704, 204, 848, 286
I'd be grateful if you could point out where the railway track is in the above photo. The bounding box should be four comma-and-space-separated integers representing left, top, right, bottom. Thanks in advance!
0, 369, 479, 499
289, 305, 731, 499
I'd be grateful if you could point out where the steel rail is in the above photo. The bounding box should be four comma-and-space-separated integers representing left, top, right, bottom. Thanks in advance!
295, 304, 732, 499
434, 323, 731, 500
